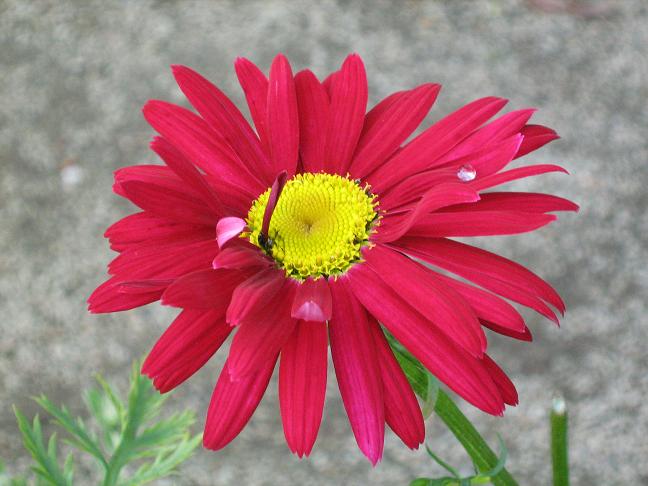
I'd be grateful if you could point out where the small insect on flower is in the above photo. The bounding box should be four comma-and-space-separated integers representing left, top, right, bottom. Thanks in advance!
89, 53, 577, 464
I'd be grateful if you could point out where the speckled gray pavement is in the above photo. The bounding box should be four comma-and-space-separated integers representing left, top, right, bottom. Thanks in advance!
1, 1, 647, 484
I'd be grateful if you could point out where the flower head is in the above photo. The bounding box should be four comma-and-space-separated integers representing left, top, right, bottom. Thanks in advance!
89, 53, 576, 464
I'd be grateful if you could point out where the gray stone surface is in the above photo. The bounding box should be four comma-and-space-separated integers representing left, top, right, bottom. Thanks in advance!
1, 0, 646, 484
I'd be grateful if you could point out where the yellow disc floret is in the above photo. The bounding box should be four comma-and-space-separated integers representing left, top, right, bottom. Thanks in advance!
245, 173, 379, 279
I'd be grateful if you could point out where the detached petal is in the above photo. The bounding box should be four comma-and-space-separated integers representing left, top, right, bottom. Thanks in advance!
203, 357, 277, 450
279, 321, 328, 457
216, 217, 247, 248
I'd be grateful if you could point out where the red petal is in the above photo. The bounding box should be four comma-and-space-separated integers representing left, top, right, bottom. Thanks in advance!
119, 179, 217, 226
226, 268, 285, 325
266, 54, 299, 176
108, 240, 217, 280
440, 192, 579, 214
294, 69, 330, 173
430, 271, 526, 333
142, 309, 231, 393
435, 109, 536, 165
408, 210, 557, 237
369, 317, 425, 449
346, 265, 504, 415
375, 183, 480, 243
279, 321, 328, 457
369, 97, 508, 193
291, 277, 332, 322
161, 268, 244, 310
203, 357, 276, 450
483, 355, 518, 406
469, 164, 569, 192
328, 279, 384, 465
227, 280, 297, 379
393, 237, 565, 316
235, 57, 270, 154
142, 100, 264, 194
324, 54, 368, 174
481, 320, 533, 341
172, 65, 273, 185
212, 245, 272, 270
515, 124, 559, 158
363, 245, 486, 357
150, 136, 224, 215
88, 276, 162, 313
104, 212, 213, 252
349, 83, 441, 178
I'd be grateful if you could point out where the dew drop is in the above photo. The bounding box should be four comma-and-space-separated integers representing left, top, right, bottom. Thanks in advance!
456, 164, 476, 182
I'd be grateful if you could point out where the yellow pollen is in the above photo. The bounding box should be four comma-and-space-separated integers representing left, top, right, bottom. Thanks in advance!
244, 173, 380, 279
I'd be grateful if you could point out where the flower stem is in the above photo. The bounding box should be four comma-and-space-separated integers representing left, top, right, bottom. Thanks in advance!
434, 390, 518, 486
551, 396, 569, 486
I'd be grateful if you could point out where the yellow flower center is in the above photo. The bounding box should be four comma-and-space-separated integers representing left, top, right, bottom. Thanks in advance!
245, 173, 379, 279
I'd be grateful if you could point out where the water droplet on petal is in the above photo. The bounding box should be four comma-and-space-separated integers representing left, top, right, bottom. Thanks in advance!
456, 164, 476, 182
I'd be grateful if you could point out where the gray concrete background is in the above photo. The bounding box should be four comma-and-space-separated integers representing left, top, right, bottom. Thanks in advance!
1, 0, 646, 484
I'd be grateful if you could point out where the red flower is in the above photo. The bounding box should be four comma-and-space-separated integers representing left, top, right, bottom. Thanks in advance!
89, 53, 576, 464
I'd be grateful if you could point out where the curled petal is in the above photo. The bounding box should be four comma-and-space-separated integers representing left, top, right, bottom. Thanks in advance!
291, 278, 333, 322
216, 217, 247, 248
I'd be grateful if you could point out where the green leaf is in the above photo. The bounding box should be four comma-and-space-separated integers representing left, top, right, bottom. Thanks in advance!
34, 395, 107, 468
13, 408, 72, 486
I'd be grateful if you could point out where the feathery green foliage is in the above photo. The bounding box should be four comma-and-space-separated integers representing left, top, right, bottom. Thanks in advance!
5, 361, 201, 486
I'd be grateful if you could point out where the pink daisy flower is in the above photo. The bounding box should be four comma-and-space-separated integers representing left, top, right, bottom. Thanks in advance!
89, 53, 576, 464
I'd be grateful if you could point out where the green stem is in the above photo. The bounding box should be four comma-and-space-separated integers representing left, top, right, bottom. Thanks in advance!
551, 397, 569, 486
434, 390, 518, 486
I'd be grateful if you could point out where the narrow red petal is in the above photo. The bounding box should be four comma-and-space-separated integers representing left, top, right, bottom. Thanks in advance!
279, 321, 328, 457
150, 136, 224, 215
369, 317, 425, 449
439, 192, 579, 214
515, 124, 559, 159
392, 237, 565, 316
363, 245, 486, 357
266, 54, 299, 176
119, 180, 217, 226
346, 265, 504, 415
469, 164, 569, 192
161, 268, 244, 310
328, 279, 384, 465
203, 357, 276, 450
369, 97, 508, 193
88, 276, 162, 313
172, 65, 274, 184
142, 100, 264, 194
408, 210, 557, 237
349, 83, 441, 178
212, 245, 272, 270
227, 280, 297, 379
226, 268, 285, 325
483, 355, 518, 406
235, 57, 270, 154
142, 309, 231, 393
294, 69, 330, 173
375, 183, 480, 243
324, 54, 368, 174
291, 277, 333, 322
